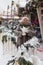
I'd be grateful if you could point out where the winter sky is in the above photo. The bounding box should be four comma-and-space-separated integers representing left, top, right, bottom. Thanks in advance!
0, 0, 13, 13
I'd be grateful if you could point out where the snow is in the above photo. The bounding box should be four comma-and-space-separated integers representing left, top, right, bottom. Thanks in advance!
0, 40, 3, 57
20, 45, 26, 52
0, 26, 5, 29
30, 55, 43, 65
21, 27, 28, 35
0, 36, 43, 65
24, 36, 40, 47
29, 37, 39, 46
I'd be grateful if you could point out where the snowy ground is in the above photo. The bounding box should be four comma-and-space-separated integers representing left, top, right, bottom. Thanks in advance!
0, 33, 43, 65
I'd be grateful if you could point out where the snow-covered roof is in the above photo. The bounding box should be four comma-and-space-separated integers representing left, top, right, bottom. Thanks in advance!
2, 16, 19, 20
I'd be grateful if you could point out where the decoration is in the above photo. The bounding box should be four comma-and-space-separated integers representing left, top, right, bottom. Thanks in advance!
18, 57, 33, 65
11, 37, 16, 45
2, 35, 7, 43
7, 59, 15, 65
7, 57, 33, 65
0, 29, 2, 33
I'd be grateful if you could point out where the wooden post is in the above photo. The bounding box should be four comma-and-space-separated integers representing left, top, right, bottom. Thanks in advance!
37, 7, 43, 41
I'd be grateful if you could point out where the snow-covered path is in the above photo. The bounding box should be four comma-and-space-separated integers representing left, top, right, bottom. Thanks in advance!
0, 40, 3, 57
0, 37, 43, 65
0, 40, 8, 65
0, 39, 12, 65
